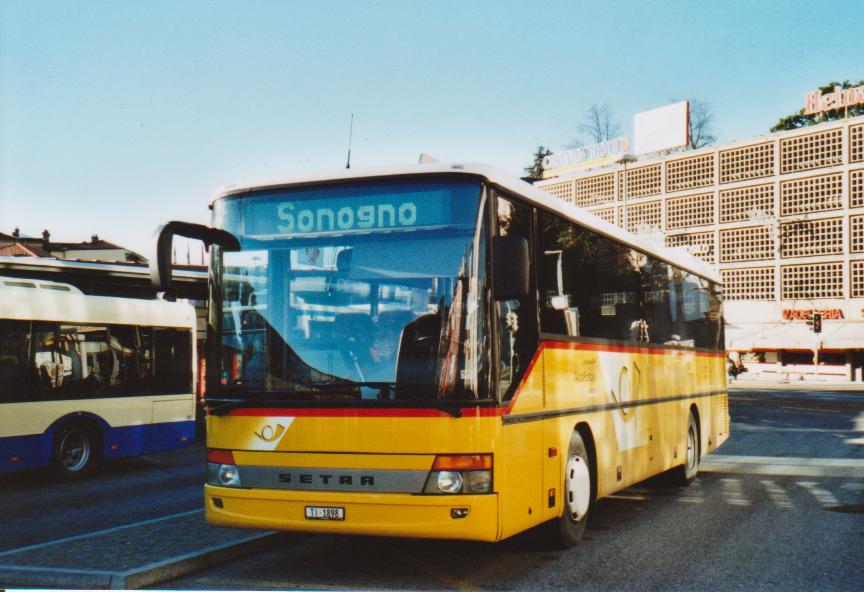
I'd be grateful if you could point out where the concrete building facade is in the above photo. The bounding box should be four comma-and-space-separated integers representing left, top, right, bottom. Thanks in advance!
536, 115, 864, 381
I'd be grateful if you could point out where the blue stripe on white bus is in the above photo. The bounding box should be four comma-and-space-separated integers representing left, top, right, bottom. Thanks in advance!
0, 419, 195, 473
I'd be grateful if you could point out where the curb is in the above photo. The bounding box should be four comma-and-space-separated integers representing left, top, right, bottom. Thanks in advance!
0, 532, 286, 589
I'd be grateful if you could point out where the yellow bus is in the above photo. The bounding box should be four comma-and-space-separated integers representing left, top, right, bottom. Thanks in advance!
153, 163, 728, 546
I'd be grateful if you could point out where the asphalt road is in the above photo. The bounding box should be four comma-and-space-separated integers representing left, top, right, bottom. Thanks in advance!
1, 444, 204, 553
3, 387, 862, 590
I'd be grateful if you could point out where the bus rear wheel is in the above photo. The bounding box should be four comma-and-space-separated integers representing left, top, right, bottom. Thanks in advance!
551, 431, 592, 548
52, 422, 100, 477
671, 412, 700, 486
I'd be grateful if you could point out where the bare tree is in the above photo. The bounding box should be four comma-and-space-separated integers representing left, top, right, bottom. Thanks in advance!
575, 103, 621, 145
687, 99, 717, 149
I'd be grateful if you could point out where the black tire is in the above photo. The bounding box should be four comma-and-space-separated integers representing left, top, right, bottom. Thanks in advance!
52, 422, 100, 477
671, 412, 700, 486
550, 430, 593, 548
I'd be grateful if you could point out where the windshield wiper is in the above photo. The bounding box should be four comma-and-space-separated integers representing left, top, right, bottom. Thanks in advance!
207, 392, 311, 416
299, 381, 396, 399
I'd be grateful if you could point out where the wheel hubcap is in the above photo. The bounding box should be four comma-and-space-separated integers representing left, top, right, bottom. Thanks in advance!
565, 455, 591, 521
686, 425, 696, 473
60, 429, 90, 472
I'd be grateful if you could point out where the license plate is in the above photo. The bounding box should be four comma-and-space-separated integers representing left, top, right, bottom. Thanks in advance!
305, 506, 345, 521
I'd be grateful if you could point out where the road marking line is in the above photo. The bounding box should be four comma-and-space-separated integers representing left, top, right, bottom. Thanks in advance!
0, 564, 115, 575
780, 405, 840, 413
760, 480, 793, 509
798, 481, 839, 506
703, 455, 864, 478
732, 425, 855, 433
0, 509, 202, 558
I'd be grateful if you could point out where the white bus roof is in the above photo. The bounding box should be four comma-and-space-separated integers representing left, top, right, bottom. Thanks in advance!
0, 287, 196, 328
0, 276, 82, 294
212, 163, 720, 284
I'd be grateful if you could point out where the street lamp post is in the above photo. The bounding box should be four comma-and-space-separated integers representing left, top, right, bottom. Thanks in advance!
617, 153, 637, 232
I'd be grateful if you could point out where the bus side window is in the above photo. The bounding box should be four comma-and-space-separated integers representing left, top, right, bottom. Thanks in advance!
0, 320, 33, 402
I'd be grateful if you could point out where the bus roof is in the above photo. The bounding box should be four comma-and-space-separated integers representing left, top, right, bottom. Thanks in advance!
212, 163, 721, 284
0, 286, 196, 328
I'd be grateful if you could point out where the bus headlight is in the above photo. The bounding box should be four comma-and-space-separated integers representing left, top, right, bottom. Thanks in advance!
207, 462, 242, 487
437, 471, 463, 493
423, 454, 493, 494
207, 449, 241, 488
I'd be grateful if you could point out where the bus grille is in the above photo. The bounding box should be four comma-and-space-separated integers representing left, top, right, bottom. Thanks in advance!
714, 395, 729, 436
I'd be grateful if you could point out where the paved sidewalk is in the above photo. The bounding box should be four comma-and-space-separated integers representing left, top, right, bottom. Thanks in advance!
729, 378, 864, 391
0, 509, 285, 589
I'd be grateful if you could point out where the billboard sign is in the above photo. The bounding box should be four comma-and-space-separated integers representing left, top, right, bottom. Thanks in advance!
633, 101, 689, 155
541, 137, 629, 178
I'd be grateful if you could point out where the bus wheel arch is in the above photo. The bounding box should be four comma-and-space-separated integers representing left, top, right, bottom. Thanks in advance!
689, 403, 702, 459
50, 416, 103, 477
550, 423, 596, 548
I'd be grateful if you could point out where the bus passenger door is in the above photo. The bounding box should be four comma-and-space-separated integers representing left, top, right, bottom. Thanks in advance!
494, 194, 544, 537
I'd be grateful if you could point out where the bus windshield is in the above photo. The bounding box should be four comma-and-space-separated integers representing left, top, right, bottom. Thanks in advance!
210, 178, 492, 405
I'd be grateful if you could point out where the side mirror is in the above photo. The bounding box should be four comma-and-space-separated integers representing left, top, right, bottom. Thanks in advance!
493, 236, 529, 301
150, 221, 240, 296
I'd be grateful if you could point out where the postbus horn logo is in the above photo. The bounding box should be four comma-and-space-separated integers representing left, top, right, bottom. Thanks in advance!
255, 424, 286, 443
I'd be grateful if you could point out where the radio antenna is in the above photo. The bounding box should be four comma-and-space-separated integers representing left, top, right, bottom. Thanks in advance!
345, 113, 354, 169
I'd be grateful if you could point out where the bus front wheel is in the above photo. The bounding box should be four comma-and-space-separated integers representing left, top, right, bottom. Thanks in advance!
52, 422, 100, 477
552, 431, 592, 548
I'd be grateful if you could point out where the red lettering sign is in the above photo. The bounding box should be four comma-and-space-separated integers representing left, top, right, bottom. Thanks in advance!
781, 309, 844, 320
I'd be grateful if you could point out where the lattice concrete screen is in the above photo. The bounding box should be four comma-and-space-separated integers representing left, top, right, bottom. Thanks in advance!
851, 124, 864, 163
719, 142, 775, 184
780, 173, 843, 216
666, 154, 715, 193
720, 226, 774, 262
781, 262, 844, 300
852, 214, 864, 253
780, 127, 844, 174
721, 267, 775, 300
719, 184, 775, 223
590, 207, 616, 225
619, 200, 662, 233
541, 180, 575, 204
852, 260, 864, 298
575, 173, 615, 207
780, 217, 844, 258
851, 169, 864, 208
666, 192, 715, 229
618, 164, 662, 199
666, 231, 715, 263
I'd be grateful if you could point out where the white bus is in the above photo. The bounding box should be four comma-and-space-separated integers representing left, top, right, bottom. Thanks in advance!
0, 278, 197, 475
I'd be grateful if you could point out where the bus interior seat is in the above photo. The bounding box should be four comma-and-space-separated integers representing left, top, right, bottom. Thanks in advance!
395, 312, 441, 399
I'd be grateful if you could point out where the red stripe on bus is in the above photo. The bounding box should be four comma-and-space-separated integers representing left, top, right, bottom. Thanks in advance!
541, 340, 724, 358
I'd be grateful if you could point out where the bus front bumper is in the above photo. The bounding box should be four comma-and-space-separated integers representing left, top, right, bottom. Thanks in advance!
205, 484, 500, 542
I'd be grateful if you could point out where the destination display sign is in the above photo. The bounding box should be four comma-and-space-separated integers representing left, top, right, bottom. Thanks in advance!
244, 190, 451, 237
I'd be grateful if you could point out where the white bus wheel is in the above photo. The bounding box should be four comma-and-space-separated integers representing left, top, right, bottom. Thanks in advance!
551, 430, 592, 548
671, 412, 700, 486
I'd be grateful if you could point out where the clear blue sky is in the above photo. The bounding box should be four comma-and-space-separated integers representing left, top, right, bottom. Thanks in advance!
1, 0, 862, 258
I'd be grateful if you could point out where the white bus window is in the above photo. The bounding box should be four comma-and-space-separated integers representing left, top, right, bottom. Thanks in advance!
0, 320, 33, 402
